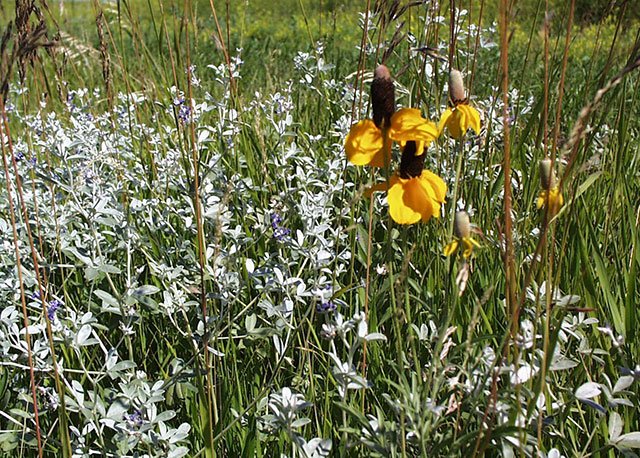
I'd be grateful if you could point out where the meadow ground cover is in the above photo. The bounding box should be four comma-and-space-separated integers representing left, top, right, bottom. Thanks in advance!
0, 0, 639, 456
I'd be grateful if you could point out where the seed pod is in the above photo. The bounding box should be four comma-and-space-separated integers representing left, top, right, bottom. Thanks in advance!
371, 65, 395, 129
453, 211, 471, 239
449, 70, 467, 105
539, 157, 557, 189
398, 141, 425, 179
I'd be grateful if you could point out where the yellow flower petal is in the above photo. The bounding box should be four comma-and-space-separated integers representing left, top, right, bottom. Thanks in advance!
389, 108, 438, 146
387, 176, 434, 224
537, 187, 564, 216
459, 104, 481, 134
438, 108, 453, 135
446, 109, 464, 139
345, 120, 388, 167
440, 105, 481, 138
444, 240, 459, 256
418, 170, 447, 203
536, 191, 546, 209
462, 238, 475, 258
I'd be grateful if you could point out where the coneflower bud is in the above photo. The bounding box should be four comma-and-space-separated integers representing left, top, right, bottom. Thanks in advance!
539, 157, 557, 189
371, 64, 395, 129
449, 70, 467, 105
453, 211, 471, 239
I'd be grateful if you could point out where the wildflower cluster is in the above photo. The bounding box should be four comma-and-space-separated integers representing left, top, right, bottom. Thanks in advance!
345, 66, 483, 225
345, 65, 443, 224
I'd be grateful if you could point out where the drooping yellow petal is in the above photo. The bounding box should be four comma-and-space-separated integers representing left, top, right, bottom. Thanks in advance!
441, 104, 481, 138
459, 104, 481, 134
537, 187, 564, 216
445, 109, 464, 139
389, 108, 438, 146
345, 120, 388, 167
462, 238, 475, 258
387, 176, 434, 224
536, 191, 546, 209
444, 240, 459, 256
438, 108, 454, 135
418, 170, 447, 203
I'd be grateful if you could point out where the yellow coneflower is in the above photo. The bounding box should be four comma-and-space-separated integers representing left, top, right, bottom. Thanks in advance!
345, 65, 440, 167
444, 211, 480, 258
367, 140, 446, 225
438, 70, 481, 139
536, 158, 564, 216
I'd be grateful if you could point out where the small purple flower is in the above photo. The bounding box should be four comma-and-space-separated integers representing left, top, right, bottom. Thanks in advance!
14, 152, 25, 161
28, 157, 37, 167
316, 300, 337, 314
270, 213, 290, 242
173, 97, 193, 124
30, 291, 41, 300
124, 409, 143, 427
47, 299, 63, 321
178, 104, 192, 124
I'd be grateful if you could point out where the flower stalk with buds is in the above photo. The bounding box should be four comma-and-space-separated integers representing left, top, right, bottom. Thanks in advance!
536, 158, 564, 216
444, 211, 480, 258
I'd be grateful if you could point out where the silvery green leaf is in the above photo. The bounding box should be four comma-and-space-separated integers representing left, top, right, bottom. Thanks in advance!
245, 314, 257, 332
153, 410, 176, 424
134, 285, 160, 296
575, 382, 601, 400
1, 306, 16, 322
550, 357, 578, 371
94, 289, 118, 307
75, 324, 93, 346
290, 418, 311, 428
610, 412, 623, 441
106, 400, 128, 420
357, 319, 368, 338
303, 438, 332, 457
20, 325, 43, 336
609, 398, 634, 408
614, 376, 635, 393
109, 361, 136, 374
168, 447, 189, 458
557, 294, 580, 307
97, 263, 121, 274
614, 432, 640, 449
85, 267, 101, 281
169, 423, 191, 444
364, 333, 387, 342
